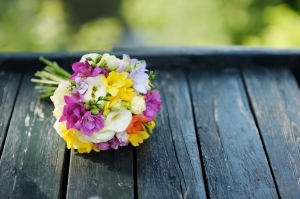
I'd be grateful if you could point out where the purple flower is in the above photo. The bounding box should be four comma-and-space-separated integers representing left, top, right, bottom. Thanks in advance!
95, 132, 129, 151
97, 142, 110, 151
74, 111, 104, 136
70, 60, 101, 80
59, 96, 86, 129
129, 63, 151, 94
143, 90, 162, 121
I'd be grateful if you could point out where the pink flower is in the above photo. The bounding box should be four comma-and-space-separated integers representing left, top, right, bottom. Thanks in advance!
74, 111, 104, 136
143, 90, 162, 121
59, 96, 86, 129
70, 60, 101, 80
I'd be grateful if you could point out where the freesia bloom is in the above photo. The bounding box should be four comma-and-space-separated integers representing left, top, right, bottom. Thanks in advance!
126, 114, 149, 134
74, 77, 92, 94
74, 111, 105, 136
83, 75, 106, 102
130, 96, 146, 114
129, 63, 150, 94
51, 81, 71, 119
61, 128, 99, 153
59, 96, 86, 129
71, 60, 101, 80
128, 131, 149, 146
105, 109, 132, 132
143, 90, 162, 121
102, 71, 133, 96
95, 132, 129, 151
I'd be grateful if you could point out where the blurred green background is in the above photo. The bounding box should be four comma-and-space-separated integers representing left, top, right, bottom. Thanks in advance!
1, 0, 300, 52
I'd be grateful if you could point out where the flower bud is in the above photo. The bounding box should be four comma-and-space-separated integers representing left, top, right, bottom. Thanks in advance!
108, 66, 119, 72
121, 101, 131, 109
95, 54, 102, 64
111, 103, 122, 111
99, 60, 107, 68
91, 108, 99, 115
130, 96, 146, 114
90, 99, 97, 105
96, 104, 104, 110
86, 57, 93, 61
84, 103, 90, 110
70, 80, 76, 86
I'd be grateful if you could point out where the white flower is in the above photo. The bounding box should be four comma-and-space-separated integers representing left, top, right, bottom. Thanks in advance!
100, 53, 121, 69
105, 109, 132, 132
50, 81, 70, 119
53, 120, 66, 137
83, 75, 106, 102
80, 53, 99, 65
130, 96, 146, 114
73, 128, 115, 143
89, 128, 116, 143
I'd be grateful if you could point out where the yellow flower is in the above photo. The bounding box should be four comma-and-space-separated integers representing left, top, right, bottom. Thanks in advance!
61, 128, 99, 153
128, 131, 149, 147
102, 71, 133, 96
119, 87, 134, 101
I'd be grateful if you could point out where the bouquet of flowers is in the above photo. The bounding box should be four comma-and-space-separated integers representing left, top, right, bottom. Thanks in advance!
32, 53, 162, 153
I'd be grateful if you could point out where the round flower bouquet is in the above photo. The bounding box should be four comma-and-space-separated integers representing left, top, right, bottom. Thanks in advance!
31, 53, 162, 153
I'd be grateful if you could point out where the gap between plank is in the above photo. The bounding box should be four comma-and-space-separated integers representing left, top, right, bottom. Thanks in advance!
60, 148, 71, 199
185, 70, 210, 199
0, 74, 23, 161
239, 68, 281, 199
133, 147, 138, 199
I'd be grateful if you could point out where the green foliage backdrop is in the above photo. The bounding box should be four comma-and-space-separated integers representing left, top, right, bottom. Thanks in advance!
1, 0, 300, 51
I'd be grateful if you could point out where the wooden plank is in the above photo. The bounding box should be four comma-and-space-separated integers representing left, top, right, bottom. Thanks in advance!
67, 143, 134, 199
0, 71, 21, 152
0, 73, 66, 198
243, 67, 300, 198
136, 69, 207, 199
188, 68, 278, 199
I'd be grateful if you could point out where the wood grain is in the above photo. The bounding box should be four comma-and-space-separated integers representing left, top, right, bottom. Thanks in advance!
136, 69, 207, 199
243, 67, 300, 198
0, 73, 66, 199
67, 143, 134, 199
0, 71, 21, 152
188, 68, 278, 199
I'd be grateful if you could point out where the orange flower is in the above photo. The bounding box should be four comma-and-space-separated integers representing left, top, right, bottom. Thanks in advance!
126, 115, 149, 134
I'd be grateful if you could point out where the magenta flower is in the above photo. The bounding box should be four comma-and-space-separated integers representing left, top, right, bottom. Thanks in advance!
129, 62, 151, 94
70, 60, 101, 80
143, 90, 162, 121
97, 142, 110, 151
74, 111, 104, 136
95, 134, 129, 151
59, 96, 86, 129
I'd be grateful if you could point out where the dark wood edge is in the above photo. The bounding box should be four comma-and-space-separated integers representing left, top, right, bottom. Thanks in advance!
1, 47, 300, 72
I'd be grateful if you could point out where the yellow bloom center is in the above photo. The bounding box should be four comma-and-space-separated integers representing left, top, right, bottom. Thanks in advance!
102, 71, 133, 96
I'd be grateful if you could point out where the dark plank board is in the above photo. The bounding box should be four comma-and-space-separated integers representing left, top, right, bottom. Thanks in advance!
0, 71, 21, 152
188, 68, 278, 199
67, 143, 134, 199
136, 69, 207, 199
243, 67, 300, 198
0, 73, 66, 198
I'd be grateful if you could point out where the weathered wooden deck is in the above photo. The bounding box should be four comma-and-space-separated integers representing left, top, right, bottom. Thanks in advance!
1, 47, 300, 199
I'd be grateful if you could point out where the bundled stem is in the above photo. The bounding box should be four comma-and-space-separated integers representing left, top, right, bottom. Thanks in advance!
31, 56, 71, 99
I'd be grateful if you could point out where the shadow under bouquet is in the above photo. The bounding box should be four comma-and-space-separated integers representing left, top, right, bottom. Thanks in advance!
32, 53, 162, 153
